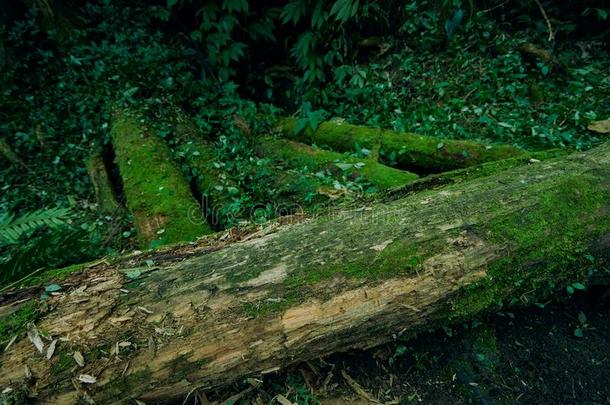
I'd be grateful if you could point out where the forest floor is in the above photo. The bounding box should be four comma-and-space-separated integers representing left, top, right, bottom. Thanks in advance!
212, 288, 610, 404
1, 3, 610, 403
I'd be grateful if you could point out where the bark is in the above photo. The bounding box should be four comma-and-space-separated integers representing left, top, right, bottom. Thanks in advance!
1, 142, 609, 404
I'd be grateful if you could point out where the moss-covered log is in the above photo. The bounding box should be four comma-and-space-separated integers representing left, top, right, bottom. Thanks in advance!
259, 137, 418, 189
111, 109, 212, 246
274, 117, 539, 173
87, 150, 122, 213
1, 142, 609, 404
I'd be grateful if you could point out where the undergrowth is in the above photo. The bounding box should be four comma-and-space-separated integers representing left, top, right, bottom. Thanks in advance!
0, 0, 608, 286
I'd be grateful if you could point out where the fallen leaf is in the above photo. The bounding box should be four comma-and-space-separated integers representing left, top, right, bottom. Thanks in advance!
109, 315, 132, 324
138, 306, 153, 314
73, 351, 85, 367
45, 284, 62, 293
4, 335, 18, 352
24, 365, 32, 379
26, 323, 44, 354
46, 339, 57, 360
588, 120, 610, 134
77, 374, 97, 384
275, 394, 296, 405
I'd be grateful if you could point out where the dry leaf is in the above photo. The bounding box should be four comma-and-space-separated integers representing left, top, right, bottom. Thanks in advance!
26, 323, 44, 354
587, 120, 610, 134
77, 374, 97, 384
4, 335, 18, 352
275, 394, 296, 405
135, 401, 146, 405
24, 365, 32, 379
73, 351, 85, 367
46, 339, 57, 360
137, 306, 153, 314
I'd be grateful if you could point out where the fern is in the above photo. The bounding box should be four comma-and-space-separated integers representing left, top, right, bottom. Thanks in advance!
0, 207, 70, 246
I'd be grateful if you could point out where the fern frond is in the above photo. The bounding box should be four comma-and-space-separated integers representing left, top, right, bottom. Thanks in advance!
0, 207, 71, 245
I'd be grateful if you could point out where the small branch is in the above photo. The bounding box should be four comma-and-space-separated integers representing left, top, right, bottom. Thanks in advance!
533, 0, 555, 42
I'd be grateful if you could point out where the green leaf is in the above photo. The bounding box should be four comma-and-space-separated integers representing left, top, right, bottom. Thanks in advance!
574, 327, 584, 338
45, 284, 62, 292
124, 269, 142, 279
572, 282, 586, 290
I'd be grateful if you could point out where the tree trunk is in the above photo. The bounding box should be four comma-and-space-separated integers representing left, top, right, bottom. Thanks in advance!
1, 142, 609, 404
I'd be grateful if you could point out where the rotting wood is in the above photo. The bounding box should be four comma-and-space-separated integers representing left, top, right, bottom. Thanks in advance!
111, 109, 213, 246
0, 142, 608, 404
87, 149, 122, 213
274, 117, 544, 173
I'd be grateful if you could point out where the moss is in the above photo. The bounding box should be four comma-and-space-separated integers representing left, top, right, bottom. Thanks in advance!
237, 241, 425, 318
111, 109, 212, 247
448, 173, 610, 321
260, 137, 418, 190
51, 352, 74, 376
275, 117, 533, 173
15, 260, 95, 289
0, 301, 39, 349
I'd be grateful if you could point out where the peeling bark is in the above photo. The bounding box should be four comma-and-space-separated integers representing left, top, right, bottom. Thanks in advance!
0, 142, 609, 404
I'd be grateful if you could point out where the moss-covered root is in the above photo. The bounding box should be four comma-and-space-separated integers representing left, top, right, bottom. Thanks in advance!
259, 137, 418, 190
87, 150, 122, 213
274, 117, 532, 173
111, 110, 212, 247
175, 140, 242, 228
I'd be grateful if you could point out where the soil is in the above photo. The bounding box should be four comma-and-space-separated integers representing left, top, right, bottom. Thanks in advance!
208, 286, 610, 404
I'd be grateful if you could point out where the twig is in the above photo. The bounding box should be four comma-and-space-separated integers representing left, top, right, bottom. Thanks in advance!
0, 268, 45, 292
481, 0, 511, 14
533, 0, 555, 42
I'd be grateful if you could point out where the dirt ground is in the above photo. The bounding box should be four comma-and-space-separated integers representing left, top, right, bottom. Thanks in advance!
209, 286, 610, 404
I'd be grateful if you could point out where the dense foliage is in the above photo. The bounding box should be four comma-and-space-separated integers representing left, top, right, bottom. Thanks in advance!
0, 0, 608, 286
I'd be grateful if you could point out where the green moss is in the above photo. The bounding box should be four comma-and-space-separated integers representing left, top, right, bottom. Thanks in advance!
111, 110, 212, 247
0, 301, 39, 348
275, 117, 532, 173
51, 352, 74, 376
238, 240, 425, 318
448, 173, 610, 321
260, 137, 418, 190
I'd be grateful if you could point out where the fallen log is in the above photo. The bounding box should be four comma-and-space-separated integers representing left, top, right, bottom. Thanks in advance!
259, 137, 418, 190
87, 149, 122, 214
0, 142, 609, 404
274, 117, 558, 173
111, 109, 213, 246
